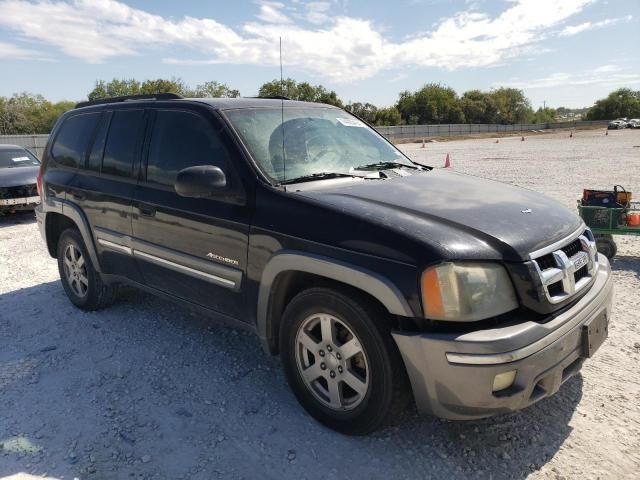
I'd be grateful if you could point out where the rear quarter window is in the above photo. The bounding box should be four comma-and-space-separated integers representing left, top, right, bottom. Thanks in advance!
51, 113, 101, 168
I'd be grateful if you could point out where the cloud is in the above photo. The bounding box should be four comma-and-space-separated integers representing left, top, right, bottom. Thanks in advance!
303, 1, 332, 24
256, 1, 292, 24
559, 15, 633, 36
0, 0, 597, 81
0, 41, 47, 60
501, 67, 640, 89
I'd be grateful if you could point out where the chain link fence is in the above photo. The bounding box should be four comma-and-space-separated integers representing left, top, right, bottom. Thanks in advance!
375, 120, 610, 142
0, 120, 611, 157
0, 134, 50, 158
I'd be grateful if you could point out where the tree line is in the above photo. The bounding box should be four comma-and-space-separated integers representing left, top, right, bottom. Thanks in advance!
1, 77, 637, 135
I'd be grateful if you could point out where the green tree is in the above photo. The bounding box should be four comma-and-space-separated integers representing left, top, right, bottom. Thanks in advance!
258, 78, 343, 107
489, 87, 534, 124
586, 88, 640, 120
460, 90, 498, 124
373, 107, 402, 126
190, 81, 240, 98
395, 84, 465, 124
87, 78, 241, 101
88, 79, 142, 101
0, 93, 74, 134
533, 107, 556, 123
140, 78, 187, 96
345, 102, 378, 123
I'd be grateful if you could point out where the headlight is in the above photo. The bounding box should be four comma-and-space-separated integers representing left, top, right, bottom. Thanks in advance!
421, 262, 518, 321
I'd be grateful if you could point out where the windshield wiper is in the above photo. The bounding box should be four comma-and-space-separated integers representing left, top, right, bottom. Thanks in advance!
354, 161, 421, 171
279, 172, 364, 185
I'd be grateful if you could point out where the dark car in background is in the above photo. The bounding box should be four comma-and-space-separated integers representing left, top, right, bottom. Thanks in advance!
0, 144, 41, 215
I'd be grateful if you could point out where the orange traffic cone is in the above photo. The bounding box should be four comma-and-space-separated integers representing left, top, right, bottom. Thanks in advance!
444, 153, 451, 168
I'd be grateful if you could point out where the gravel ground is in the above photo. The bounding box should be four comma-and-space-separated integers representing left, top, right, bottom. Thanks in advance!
1, 128, 639, 480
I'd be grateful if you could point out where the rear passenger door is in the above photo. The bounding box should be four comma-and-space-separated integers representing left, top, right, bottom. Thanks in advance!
68, 108, 146, 281
131, 106, 250, 320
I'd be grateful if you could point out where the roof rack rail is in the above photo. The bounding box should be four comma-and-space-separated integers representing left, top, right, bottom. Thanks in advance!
254, 95, 292, 100
75, 93, 183, 109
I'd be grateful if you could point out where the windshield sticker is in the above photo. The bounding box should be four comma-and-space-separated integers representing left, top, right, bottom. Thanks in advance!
11, 157, 31, 163
337, 117, 366, 128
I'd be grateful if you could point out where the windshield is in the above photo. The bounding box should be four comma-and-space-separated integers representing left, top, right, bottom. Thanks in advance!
0, 149, 40, 168
224, 107, 413, 183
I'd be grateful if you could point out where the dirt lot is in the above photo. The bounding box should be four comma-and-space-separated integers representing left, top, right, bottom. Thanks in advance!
1, 129, 639, 480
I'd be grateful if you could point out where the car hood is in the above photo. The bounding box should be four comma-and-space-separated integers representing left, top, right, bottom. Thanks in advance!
0, 166, 39, 188
295, 170, 583, 261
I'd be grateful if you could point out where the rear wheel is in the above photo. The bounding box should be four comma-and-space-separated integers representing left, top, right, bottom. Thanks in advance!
279, 287, 410, 435
57, 228, 116, 310
595, 234, 617, 260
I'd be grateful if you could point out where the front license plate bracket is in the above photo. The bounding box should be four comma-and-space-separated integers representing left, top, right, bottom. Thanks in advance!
581, 312, 608, 358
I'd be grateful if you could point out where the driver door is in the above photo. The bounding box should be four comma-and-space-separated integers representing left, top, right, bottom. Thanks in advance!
131, 106, 249, 320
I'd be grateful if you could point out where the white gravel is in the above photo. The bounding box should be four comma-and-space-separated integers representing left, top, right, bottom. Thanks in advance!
1, 128, 639, 480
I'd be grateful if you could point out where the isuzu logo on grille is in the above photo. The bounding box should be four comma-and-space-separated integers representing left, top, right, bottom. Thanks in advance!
573, 252, 588, 270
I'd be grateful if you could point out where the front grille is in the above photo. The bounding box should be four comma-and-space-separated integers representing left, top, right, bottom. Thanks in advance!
562, 239, 582, 258
536, 254, 556, 271
574, 264, 589, 283
0, 184, 37, 199
531, 229, 598, 304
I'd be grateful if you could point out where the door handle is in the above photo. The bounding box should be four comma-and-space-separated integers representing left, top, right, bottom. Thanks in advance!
71, 190, 86, 201
138, 203, 156, 217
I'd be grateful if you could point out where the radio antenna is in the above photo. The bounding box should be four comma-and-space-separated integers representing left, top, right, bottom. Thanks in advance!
279, 36, 286, 183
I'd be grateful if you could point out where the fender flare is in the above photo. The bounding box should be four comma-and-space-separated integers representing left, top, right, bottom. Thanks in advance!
257, 251, 414, 354
44, 198, 102, 273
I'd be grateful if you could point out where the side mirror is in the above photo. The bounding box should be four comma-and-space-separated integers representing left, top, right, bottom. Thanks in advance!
175, 165, 227, 198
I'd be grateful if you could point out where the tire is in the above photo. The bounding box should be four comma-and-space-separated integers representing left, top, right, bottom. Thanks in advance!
56, 228, 117, 310
595, 234, 617, 260
279, 287, 410, 435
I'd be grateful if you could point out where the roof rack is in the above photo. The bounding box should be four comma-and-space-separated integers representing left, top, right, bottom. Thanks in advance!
75, 93, 183, 109
254, 95, 292, 100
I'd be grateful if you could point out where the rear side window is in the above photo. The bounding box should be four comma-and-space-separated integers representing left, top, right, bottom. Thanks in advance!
146, 110, 230, 187
102, 110, 144, 178
51, 113, 100, 168
87, 113, 111, 172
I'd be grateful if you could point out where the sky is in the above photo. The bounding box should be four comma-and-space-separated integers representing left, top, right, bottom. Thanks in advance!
0, 0, 638, 108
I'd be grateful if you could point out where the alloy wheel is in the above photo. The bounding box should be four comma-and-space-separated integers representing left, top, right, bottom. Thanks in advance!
295, 313, 370, 411
63, 244, 88, 298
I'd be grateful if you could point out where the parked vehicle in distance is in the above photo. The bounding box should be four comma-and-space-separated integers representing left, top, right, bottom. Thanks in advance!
36, 94, 614, 434
627, 119, 640, 129
608, 120, 626, 129
0, 144, 41, 215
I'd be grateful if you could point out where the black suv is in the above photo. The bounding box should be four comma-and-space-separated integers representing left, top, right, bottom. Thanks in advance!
36, 94, 613, 434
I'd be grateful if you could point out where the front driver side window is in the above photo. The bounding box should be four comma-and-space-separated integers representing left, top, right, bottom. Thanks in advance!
146, 110, 230, 187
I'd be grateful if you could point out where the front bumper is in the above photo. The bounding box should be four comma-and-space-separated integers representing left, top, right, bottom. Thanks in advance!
393, 254, 613, 420
0, 195, 40, 211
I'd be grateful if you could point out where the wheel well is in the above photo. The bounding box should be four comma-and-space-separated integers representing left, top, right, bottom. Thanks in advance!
45, 213, 77, 258
266, 271, 397, 355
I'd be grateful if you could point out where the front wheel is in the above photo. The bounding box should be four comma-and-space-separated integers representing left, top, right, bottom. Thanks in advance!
595, 234, 617, 260
279, 287, 410, 435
